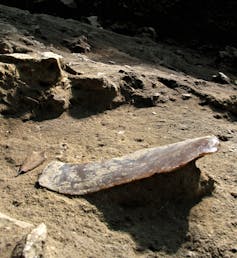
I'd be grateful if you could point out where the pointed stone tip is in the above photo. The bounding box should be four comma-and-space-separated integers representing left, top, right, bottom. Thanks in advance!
203, 135, 220, 154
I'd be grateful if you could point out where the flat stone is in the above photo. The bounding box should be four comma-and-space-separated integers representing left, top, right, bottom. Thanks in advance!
212, 72, 231, 84
182, 93, 192, 100
39, 136, 219, 196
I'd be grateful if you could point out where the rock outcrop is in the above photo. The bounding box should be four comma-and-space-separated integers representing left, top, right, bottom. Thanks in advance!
0, 4, 237, 120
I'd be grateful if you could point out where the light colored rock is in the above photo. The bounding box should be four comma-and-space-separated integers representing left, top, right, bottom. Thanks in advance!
23, 223, 47, 258
17, 150, 46, 176
181, 93, 192, 100
11, 223, 47, 258
41, 51, 63, 60
212, 72, 231, 84
0, 51, 68, 119
0, 52, 63, 84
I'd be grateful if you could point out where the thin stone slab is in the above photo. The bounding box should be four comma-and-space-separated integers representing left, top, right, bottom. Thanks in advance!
17, 151, 46, 176
38, 136, 219, 195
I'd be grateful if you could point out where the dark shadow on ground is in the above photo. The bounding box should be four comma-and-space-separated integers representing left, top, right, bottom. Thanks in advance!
199, 103, 237, 123
84, 163, 213, 254
0, 3, 235, 82
68, 106, 110, 119
0, 4, 236, 121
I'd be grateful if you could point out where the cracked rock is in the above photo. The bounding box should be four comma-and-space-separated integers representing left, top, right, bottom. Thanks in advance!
11, 223, 47, 258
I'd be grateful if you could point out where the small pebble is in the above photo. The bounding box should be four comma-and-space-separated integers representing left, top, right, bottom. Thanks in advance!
231, 192, 237, 198
181, 93, 192, 100
212, 72, 231, 84
117, 130, 125, 135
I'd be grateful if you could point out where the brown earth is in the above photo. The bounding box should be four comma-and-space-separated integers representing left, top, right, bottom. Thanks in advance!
0, 4, 237, 258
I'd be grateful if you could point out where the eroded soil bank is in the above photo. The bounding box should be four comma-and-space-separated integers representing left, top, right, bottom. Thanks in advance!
0, 4, 237, 258
1, 0, 237, 47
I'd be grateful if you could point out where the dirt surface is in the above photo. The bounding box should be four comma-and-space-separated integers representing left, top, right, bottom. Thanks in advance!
0, 4, 237, 258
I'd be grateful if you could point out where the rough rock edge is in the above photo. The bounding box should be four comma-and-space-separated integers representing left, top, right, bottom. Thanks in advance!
11, 223, 47, 258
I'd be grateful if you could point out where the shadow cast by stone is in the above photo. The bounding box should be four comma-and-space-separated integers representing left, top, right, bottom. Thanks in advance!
37, 136, 217, 253
84, 162, 213, 253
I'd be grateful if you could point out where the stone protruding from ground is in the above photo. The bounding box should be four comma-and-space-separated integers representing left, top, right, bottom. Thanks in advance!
0, 212, 33, 257
38, 136, 219, 198
11, 223, 47, 258
0, 47, 236, 120
70, 74, 119, 110
0, 52, 63, 85
0, 52, 71, 120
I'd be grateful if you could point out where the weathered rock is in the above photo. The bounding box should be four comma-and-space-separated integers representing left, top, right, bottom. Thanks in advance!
63, 35, 91, 53
0, 38, 33, 54
0, 39, 14, 54
0, 21, 18, 35
157, 73, 237, 117
212, 72, 231, 84
70, 75, 119, 110
0, 52, 70, 119
136, 26, 157, 40
11, 223, 47, 258
0, 62, 19, 90
120, 71, 149, 106
0, 212, 33, 258
0, 52, 63, 85
120, 72, 172, 107
121, 72, 145, 90
38, 136, 219, 196
17, 150, 46, 176
201, 93, 237, 116
182, 93, 192, 100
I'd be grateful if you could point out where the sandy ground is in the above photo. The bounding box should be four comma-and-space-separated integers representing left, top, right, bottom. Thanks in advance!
1, 100, 237, 257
